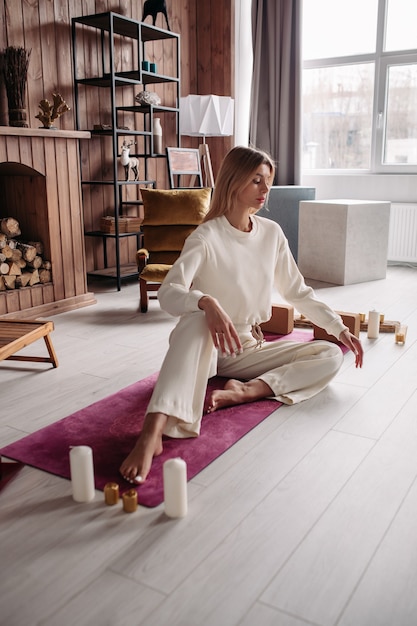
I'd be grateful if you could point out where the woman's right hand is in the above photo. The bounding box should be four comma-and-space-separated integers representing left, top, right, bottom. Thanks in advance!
198, 295, 242, 357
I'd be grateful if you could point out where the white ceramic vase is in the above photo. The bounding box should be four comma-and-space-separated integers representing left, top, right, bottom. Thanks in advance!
153, 117, 163, 154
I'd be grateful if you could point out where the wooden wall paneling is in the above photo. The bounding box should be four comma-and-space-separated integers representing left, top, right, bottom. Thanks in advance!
52, 1, 74, 132
5, 289, 19, 313
74, 14, 105, 272
3, 1, 25, 48
154, 37, 172, 189
17, 285, 32, 310
41, 282, 55, 304
195, 0, 234, 179
170, 0, 197, 153
66, 138, 87, 296
21, 0, 43, 130
118, 1, 130, 20
178, 1, 197, 97
94, 1, 108, 15
195, 1, 212, 93
30, 134, 47, 177
5, 135, 20, 162
54, 138, 76, 298
82, 189, 95, 272
29, 283, 45, 308
76, 101, 97, 269
38, 2, 65, 130
36, 283, 55, 306
83, 20, 108, 233
211, 2, 231, 94
95, 0, 114, 224
119, 16, 140, 227
84, 1, 97, 16
0, 133, 7, 161
0, 298, 6, 316
43, 138, 64, 302
38, 1, 57, 85
0, 291, 8, 315
17, 134, 31, 166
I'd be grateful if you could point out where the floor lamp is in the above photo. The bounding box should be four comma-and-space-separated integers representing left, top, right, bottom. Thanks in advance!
179, 94, 234, 187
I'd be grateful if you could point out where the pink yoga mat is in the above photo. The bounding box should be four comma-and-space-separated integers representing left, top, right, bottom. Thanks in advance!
1, 330, 326, 507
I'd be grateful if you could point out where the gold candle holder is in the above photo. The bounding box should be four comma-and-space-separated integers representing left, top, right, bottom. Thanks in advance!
359, 313, 366, 323
395, 323, 407, 345
122, 489, 138, 513
104, 482, 119, 505
380, 313, 385, 324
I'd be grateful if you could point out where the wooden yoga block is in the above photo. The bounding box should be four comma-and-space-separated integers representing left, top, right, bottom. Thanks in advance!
312, 312, 361, 343
0, 319, 58, 368
261, 304, 294, 335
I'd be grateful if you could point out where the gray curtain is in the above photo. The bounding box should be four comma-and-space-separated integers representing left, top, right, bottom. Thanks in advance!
250, 0, 302, 185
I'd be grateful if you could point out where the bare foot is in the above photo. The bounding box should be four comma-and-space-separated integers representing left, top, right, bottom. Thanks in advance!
206, 378, 272, 413
120, 412, 167, 483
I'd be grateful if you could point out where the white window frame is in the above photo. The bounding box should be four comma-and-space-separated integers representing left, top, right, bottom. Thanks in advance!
303, 0, 417, 175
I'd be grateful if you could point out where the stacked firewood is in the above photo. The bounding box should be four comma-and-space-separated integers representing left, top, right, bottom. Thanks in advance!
0, 217, 52, 291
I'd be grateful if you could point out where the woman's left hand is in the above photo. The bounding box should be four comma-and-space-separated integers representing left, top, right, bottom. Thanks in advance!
338, 329, 363, 368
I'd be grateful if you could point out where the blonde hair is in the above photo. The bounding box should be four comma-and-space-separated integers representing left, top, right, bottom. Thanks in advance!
203, 145, 275, 222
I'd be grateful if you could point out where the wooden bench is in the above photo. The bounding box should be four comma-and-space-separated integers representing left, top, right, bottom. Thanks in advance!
0, 319, 58, 368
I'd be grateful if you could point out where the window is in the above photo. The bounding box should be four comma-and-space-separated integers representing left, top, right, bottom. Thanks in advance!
302, 0, 417, 173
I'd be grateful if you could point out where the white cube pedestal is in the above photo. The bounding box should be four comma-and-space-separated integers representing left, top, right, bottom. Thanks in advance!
298, 199, 391, 285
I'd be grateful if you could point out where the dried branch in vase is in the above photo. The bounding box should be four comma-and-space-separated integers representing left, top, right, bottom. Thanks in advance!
1, 46, 31, 127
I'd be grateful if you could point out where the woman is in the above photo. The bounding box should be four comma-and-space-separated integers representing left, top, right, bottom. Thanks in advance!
120, 146, 363, 484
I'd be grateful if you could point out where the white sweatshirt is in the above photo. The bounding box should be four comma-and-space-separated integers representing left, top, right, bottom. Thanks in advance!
158, 214, 347, 339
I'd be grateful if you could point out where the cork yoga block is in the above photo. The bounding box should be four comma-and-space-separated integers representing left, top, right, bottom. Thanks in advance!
313, 312, 361, 343
260, 304, 294, 336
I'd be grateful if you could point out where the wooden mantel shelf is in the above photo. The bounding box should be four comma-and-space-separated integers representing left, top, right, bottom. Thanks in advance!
0, 126, 90, 140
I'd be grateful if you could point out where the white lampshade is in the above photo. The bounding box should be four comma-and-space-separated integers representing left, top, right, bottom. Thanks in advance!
180, 94, 234, 138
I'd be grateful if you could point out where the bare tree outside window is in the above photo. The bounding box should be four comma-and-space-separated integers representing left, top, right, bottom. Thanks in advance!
302, 0, 417, 173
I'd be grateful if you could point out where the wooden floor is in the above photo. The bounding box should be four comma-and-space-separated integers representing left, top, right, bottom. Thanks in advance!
1, 265, 417, 626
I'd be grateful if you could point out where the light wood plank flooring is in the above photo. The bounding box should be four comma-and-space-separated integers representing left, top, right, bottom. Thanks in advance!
1, 265, 417, 626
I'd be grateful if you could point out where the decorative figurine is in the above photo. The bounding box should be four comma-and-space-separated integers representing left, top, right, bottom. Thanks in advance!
120, 140, 139, 181
36, 93, 70, 129
142, 0, 171, 30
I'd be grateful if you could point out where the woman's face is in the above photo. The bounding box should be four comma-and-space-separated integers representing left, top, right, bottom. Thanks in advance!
237, 163, 272, 211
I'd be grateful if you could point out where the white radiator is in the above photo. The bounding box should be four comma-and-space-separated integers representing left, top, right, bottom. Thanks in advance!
388, 202, 417, 263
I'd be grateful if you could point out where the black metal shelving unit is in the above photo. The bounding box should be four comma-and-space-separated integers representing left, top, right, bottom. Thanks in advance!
72, 11, 180, 290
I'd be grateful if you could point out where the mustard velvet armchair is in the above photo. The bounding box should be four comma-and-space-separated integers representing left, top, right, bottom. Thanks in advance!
137, 187, 212, 312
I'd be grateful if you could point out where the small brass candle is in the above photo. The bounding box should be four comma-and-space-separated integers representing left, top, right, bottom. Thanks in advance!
104, 482, 119, 505
359, 313, 366, 323
122, 489, 138, 513
380, 313, 385, 324
395, 323, 407, 345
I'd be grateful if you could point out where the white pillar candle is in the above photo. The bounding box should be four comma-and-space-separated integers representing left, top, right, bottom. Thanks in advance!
69, 445, 95, 502
367, 310, 380, 339
163, 458, 188, 518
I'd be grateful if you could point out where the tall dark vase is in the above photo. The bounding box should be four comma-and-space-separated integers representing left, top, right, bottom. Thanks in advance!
8, 107, 28, 128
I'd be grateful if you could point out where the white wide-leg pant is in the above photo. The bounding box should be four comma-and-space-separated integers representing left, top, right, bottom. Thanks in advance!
147, 311, 344, 438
